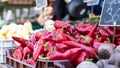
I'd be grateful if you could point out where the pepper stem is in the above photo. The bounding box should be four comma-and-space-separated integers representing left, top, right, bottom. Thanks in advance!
96, 34, 99, 39
85, 58, 93, 61
107, 38, 111, 43
39, 55, 50, 60
27, 54, 30, 59
50, 47, 56, 51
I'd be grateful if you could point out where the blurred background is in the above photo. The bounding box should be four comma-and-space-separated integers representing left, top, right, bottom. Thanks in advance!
0, 0, 104, 31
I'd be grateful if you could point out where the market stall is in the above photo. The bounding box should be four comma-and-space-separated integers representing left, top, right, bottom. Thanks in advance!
0, 0, 120, 68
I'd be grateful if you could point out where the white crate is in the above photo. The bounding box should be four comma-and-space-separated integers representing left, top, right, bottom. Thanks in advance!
0, 55, 6, 63
0, 40, 16, 63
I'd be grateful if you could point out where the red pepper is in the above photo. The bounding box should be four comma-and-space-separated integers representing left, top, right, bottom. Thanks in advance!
73, 52, 87, 66
74, 23, 93, 35
33, 41, 44, 61
55, 43, 70, 53
115, 34, 120, 38
12, 36, 28, 46
29, 32, 41, 42
40, 30, 51, 39
74, 33, 81, 40
65, 34, 79, 42
27, 42, 34, 51
80, 36, 94, 46
104, 26, 114, 36
12, 49, 22, 60
52, 29, 68, 42
17, 45, 24, 51
80, 23, 98, 46
29, 33, 36, 42
23, 47, 32, 59
24, 59, 36, 65
87, 23, 98, 37
43, 34, 53, 41
117, 38, 120, 45
64, 27, 77, 36
99, 28, 111, 38
40, 48, 83, 62
93, 32, 102, 42
62, 41, 96, 58
54, 20, 71, 29
39, 38, 46, 45
44, 41, 55, 53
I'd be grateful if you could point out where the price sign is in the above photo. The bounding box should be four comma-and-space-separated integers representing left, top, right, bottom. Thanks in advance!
36, 0, 48, 8
87, 0, 99, 6
16, 9, 20, 18
100, 0, 120, 26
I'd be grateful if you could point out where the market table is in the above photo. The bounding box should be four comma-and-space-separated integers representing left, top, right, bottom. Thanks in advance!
0, 64, 13, 68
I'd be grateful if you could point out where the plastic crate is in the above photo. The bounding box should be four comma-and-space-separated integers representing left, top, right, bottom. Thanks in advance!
0, 40, 16, 63
6, 49, 74, 68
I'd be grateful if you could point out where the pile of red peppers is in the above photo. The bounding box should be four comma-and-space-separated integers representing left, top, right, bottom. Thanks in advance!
12, 20, 120, 67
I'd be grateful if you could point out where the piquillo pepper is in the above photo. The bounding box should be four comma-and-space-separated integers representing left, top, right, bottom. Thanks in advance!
12, 49, 23, 60
104, 26, 114, 36
55, 43, 70, 52
65, 34, 79, 42
40, 48, 83, 62
24, 59, 36, 65
99, 28, 111, 38
80, 23, 98, 46
29, 32, 41, 42
54, 20, 71, 29
62, 41, 96, 58
17, 45, 24, 51
52, 29, 68, 42
12, 36, 28, 46
27, 42, 34, 51
44, 41, 55, 53
33, 41, 44, 61
73, 52, 87, 66
74, 23, 93, 35
23, 47, 32, 59
40, 30, 51, 39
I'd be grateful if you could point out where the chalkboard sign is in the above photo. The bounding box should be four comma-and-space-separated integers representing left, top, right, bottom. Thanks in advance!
36, 0, 48, 8
100, 0, 120, 26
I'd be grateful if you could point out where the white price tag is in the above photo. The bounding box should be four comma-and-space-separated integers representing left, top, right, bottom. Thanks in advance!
22, 8, 29, 18
36, 0, 48, 8
87, 0, 99, 6
16, 9, 20, 18
6, 10, 14, 21
30, 7, 35, 17
83, 0, 92, 2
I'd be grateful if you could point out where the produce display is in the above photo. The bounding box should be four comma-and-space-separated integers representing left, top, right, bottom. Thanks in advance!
0, 22, 33, 40
11, 20, 120, 67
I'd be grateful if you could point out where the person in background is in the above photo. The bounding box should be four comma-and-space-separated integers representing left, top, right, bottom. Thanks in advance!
53, 0, 68, 20
53, 0, 103, 20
